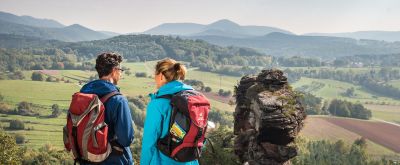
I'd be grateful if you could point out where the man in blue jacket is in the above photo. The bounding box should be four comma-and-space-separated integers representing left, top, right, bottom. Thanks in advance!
80, 52, 134, 164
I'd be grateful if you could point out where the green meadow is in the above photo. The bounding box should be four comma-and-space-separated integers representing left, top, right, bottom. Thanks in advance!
292, 77, 400, 105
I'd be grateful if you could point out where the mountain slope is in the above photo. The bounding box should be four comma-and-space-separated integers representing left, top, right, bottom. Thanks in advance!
143, 19, 293, 37
189, 32, 400, 57
306, 31, 400, 42
0, 11, 65, 28
144, 23, 205, 35
0, 19, 111, 42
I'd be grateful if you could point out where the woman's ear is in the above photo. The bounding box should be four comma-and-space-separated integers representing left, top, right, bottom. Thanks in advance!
160, 74, 165, 81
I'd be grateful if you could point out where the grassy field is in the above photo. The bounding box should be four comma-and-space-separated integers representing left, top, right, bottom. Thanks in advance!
0, 80, 80, 108
389, 80, 400, 89
292, 77, 400, 105
365, 104, 400, 124
0, 114, 65, 149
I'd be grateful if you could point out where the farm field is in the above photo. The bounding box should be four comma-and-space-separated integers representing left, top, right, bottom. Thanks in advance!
300, 116, 400, 157
323, 116, 400, 153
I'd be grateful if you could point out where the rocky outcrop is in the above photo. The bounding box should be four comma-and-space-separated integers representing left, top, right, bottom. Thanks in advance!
234, 69, 306, 165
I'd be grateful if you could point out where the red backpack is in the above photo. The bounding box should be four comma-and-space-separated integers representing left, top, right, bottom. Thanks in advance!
63, 91, 120, 163
157, 90, 210, 162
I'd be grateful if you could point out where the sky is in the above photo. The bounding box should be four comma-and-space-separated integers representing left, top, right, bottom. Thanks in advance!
1, 0, 400, 34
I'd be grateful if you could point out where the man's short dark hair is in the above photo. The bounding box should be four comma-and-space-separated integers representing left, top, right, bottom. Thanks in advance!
95, 52, 123, 78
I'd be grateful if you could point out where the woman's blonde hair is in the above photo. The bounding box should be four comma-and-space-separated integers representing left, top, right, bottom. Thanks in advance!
155, 58, 186, 82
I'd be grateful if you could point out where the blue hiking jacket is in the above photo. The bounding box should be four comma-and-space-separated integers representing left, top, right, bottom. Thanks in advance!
140, 80, 199, 165
80, 79, 135, 165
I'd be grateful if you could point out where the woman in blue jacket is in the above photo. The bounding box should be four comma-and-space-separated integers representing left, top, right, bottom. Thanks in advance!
140, 58, 198, 165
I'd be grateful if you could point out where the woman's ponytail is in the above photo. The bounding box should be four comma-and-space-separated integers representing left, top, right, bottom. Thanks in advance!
155, 59, 186, 82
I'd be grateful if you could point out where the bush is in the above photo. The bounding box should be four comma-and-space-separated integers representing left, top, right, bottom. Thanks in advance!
204, 86, 212, 93
31, 72, 44, 81
0, 103, 12, 114
0, 131, 23, 164
135, 72, 147, 77
16, 101, 39, 116
9, 119, 25, 130
50, 104, 61, 118
125, 70, 132, 76
0, 93, 3, 102
184, 79, 205, 90
46, 76, 55, 82
18, 101, 32, 112
15, 133, 25, 144
218, 89, 232, 97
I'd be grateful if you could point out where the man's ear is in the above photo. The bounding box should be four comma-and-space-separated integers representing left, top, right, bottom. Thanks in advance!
111, 68, 117, 76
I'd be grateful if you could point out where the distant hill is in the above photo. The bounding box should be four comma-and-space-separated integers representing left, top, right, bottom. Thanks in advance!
0, 11, 115, 42
0, 33, 265, 60
0, 11, 65, 28
144, 19, 293, 37
98, 31, 121, 37
306, 31, 400, 42
144, 23, 205, 35
189, 32, 400, 57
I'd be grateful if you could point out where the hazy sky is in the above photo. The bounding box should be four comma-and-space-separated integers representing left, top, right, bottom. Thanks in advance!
1, 0, 400, 34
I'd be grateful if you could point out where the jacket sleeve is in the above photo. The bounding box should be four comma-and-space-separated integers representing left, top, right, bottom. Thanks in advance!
107, 96, 134, 147
140, 100, 163, 165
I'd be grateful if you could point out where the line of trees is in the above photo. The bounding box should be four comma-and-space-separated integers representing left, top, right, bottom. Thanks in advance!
328, 99, 372, 120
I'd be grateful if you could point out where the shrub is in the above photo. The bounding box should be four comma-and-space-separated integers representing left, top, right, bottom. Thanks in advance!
204, 86, 212, 92
15, 133, 25, 144
0, 131, 23, 164
135, 72, 147, 77
31, 72, 44, 81
9, 120, 25, 130
50, 104, 61, 118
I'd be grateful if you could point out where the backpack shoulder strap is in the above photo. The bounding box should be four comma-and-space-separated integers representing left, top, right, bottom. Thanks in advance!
156, 94, 174, 100
100, 91, 121, 103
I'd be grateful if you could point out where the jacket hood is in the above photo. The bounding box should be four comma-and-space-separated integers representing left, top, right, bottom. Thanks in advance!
80, 79, 119, 97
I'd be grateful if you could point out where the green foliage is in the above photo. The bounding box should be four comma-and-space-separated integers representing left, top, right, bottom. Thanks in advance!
200, 126, 239, 165
345, 87, 356, 97
50, 104, 61, 118
328, 99, 372, 119
16, 101, 39, 116
204, 86, 212, 92
298, 92, 327, 115
15, 133, 26, 144
292, 138, 393, 165
0, 130, 23, 164
21, 143, 73, 165
135, 72, 147, 78
218, 89, 232, 97
9, 119, 25, 130
31, 72, 44, 81
208, 109, 233, 127
276, 56, 323, 67
184, 79, 205, 89
0, 93, 3, 102
127, 95, 148, 128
